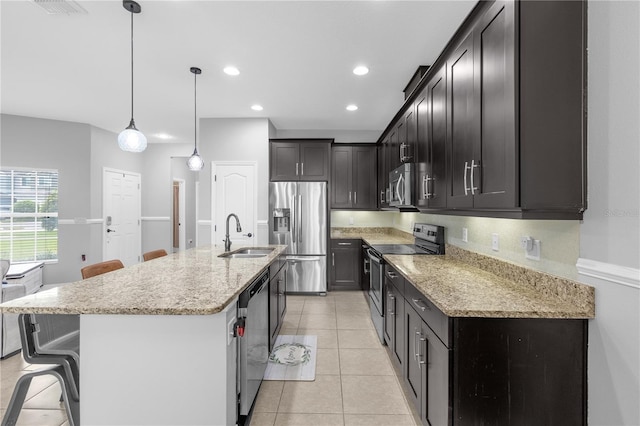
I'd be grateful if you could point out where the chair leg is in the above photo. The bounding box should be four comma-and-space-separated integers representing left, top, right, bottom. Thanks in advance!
1, 374, 35, 426
1, 366, 79, 426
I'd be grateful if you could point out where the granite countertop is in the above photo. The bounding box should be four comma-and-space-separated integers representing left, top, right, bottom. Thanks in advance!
331, 227, 415, 245
0, 245, 288, 315
386, 246, 594, 319
332, 226, 594, 319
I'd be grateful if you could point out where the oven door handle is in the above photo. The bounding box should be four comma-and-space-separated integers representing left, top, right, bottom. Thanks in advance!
367, 249, 383, 264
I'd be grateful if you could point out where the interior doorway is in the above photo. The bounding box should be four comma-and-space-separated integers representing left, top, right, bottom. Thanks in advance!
103, 168, 141, 266
212, 162, 257, 249
172, 179, 186, 251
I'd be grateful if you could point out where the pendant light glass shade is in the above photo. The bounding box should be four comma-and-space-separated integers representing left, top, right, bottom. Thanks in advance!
119, 0, 146, 153
187, 66, 204, 171
187, 148, 205, 171
118, 119, 147, 152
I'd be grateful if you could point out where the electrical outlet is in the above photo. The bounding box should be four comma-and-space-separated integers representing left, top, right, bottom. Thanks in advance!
520, 236, 533, 251
462, 227, 468, 243
525, 239, 541, 261
491, 233, 499, 251
349, 216, 354, 225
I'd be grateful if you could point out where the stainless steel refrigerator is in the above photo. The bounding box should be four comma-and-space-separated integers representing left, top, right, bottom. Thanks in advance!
269, 182, 327, 294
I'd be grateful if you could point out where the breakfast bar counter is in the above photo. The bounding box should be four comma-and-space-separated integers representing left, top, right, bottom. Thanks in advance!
0, 245, 287, 426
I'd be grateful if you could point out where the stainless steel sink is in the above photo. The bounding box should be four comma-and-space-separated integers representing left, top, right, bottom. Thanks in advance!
234, 248, 274, 255
218, 247, 275, 258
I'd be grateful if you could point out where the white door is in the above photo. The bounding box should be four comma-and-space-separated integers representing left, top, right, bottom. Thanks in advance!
172, 179, 186, 251
103, 168, 141, 266
212, 162, 257, 249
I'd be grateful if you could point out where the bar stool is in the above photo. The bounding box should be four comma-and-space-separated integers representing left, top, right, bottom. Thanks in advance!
142, 249, 168, 262
2, 314, 80, 425
80, 259, 124, 279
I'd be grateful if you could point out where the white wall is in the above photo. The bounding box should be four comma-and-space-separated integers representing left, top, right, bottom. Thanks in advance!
198, 118, 271, 247
581, 2, 640, 424
1, 114, 92, 284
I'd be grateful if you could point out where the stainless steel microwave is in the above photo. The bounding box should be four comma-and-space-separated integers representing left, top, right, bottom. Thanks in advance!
389, 163, 415, 208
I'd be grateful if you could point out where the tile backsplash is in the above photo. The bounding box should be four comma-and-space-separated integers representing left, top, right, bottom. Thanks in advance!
331, 210, 581, 280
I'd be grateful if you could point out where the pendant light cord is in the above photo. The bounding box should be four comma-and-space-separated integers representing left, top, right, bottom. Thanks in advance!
194, 71, 198, 152
130, 8, 134, 121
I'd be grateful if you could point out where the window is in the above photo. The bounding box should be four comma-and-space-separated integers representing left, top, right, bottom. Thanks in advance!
0, 168, 59, 263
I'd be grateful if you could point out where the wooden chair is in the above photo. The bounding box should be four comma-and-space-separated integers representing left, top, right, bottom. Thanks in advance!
143, 249, 168, 262
80, 259, 124, 279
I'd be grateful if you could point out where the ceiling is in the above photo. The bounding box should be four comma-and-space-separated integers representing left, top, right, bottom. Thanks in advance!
1, 0, 476, 145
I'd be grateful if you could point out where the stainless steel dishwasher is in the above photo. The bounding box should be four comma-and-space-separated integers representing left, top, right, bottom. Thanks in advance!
237, 271, 269, 419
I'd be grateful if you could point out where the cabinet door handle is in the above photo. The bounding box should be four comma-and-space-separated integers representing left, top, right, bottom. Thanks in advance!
301, 162, 304, 176
426, 175, 434, 199
419, 336, 427, 366
412, 298, 430, 312
387, 291, 395, 300
349, 191, 352, 203
332, 252, 335, 266
414, 329, 421, 360
464, 161, 471, 195
354, 192, 357, 204
296, 162, 299, 176
470, 160, 479, 195
380, 190, 385, 203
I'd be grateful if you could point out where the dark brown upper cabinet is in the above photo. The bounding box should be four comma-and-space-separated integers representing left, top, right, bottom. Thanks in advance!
378, 0, 586, 219
269, 139, 331, 181
446, 1, 516, 210
378, 137, 391, 209
331, 145, 377, 210
415, 66, 448, 210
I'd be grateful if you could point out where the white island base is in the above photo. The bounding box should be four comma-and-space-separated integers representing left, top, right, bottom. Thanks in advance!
80, 303, 237, 425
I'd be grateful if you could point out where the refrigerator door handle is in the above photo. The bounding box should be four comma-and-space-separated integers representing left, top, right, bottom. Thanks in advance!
290, 194, 296, 252
298, 195, 303, 243
287, 256, 321, 262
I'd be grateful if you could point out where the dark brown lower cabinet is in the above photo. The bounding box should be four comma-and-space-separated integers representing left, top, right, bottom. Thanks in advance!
329, 239, 361, 291
390, 281, 588, 426
384, 266, 406, 368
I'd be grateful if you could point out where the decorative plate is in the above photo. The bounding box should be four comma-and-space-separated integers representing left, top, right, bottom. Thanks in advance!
269, 342, 311, 366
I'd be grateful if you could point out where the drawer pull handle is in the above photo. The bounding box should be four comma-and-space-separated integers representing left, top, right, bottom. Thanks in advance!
387, 271, 398, 278
337, 242, 352, 246
412, 298, 430, 312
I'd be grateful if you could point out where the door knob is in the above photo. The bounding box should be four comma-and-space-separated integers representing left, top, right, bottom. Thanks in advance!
106, 229, 116, 233
242, 233, 253, 237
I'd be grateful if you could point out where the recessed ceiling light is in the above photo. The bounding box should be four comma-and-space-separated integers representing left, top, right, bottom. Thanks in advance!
353, 66, 369, 76
346, 104, 358, 111
223, 66, 240, 76
251, 104, 264, 111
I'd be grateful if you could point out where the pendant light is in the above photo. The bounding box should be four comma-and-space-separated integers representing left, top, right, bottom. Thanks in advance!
118, 0, 147, 153
187, 67, 204, 171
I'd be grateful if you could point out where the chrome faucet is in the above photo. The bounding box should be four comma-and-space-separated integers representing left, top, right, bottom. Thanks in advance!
224, 213, 242, 252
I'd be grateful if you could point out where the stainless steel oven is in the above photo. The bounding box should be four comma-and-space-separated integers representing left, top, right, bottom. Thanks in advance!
366, 224, 445, 345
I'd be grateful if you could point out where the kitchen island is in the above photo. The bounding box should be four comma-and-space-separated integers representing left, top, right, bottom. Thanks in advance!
0, 245, 288, 426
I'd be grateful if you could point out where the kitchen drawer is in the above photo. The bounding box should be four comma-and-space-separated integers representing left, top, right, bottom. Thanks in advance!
404, 282, 449, 347
385, 265, 405, 296
330, 239, 360, 249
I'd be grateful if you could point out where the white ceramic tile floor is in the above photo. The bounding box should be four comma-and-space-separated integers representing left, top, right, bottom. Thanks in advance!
252, 292, 419, 426
0, 291, 417, 426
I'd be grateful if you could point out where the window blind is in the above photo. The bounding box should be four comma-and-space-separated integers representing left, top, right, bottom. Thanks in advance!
0, 168, 59, 263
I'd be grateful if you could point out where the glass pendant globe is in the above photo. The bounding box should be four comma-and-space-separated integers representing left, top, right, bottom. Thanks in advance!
118, 127, 147, 152
187, 150, 204, 171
